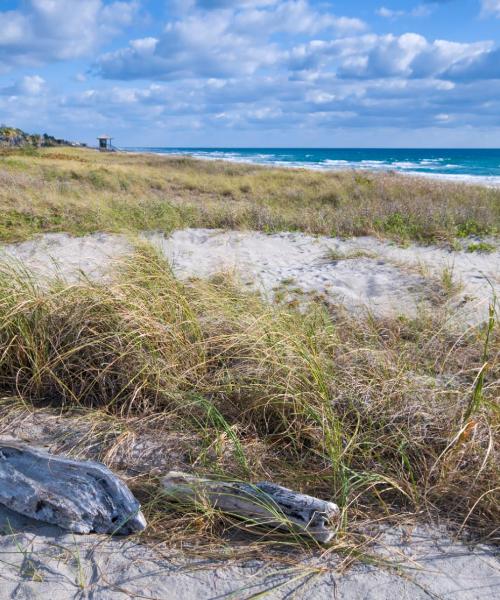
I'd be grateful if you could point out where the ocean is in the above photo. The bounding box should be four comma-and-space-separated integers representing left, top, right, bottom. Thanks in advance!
125, 147, 500, 186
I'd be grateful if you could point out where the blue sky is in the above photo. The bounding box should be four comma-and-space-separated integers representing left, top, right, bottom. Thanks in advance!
1, 0, 500, 147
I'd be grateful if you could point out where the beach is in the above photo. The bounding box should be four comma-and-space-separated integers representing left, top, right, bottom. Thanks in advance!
0, 147, 499, 599
2, 0, 500, 595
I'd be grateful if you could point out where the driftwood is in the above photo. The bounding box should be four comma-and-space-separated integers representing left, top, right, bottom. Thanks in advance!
0, 440, 146, 535
162, 471, 339, 543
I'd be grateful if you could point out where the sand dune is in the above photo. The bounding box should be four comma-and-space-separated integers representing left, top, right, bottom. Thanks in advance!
2, 228, 499, 322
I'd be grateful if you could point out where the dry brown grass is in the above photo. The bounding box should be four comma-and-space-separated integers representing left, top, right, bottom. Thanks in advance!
0, 146, 498, 243
0, 244, 498, 552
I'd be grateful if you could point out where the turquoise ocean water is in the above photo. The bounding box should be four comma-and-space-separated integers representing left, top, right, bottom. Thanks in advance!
126, 148, 500, 186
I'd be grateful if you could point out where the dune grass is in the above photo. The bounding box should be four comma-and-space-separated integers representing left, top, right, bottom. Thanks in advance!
0, 146, 499, 244
0, 146, 499, 553
0, 244, 498, 550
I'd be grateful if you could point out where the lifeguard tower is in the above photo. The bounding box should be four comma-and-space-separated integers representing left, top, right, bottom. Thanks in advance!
97, 135, 113, 151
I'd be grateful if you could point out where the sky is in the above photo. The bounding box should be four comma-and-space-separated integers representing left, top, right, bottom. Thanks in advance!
1, 0, 500, 147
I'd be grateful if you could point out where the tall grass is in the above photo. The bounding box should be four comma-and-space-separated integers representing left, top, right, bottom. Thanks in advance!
0, 245, 498, 546
0, 147, 498, 243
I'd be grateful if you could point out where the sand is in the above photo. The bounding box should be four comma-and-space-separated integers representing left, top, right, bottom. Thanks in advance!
1, 503, 498, 599
1, 229, 499, 598
2, 228, 499, 322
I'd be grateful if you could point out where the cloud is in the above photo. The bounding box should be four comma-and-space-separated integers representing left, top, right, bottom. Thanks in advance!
377, 6, 405, 18
231, 1, 366, 35
376, 5, 433, 19
287, 33, 492, 81
6, 68, 500, 146
481, 0, 500, 16
443, 47, 500, 80
2, 0, 500, 143
57, 61, 500, 132
0, 75, 47, 96
97, 3, 495, 86
0, 0, 139, 69
193, 0, 279, 7
96, 1, 366, 80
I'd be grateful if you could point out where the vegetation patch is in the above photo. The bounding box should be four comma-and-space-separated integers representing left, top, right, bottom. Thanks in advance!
0, 147, 498, 244
0, 244, 497, 549
466, 241, 496, 253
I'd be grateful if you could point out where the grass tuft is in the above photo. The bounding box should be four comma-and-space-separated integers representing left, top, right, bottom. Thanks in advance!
466, 242, 496, 253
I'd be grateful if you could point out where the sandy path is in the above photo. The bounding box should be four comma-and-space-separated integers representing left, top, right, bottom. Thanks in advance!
2, 229, 499, 321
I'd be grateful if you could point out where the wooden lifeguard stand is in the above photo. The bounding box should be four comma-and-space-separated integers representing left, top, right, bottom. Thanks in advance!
97, 135, 113, 151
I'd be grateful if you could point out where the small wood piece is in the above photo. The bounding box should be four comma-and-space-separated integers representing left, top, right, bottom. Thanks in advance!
162, 471, 339, 543
0, 440, 146, 535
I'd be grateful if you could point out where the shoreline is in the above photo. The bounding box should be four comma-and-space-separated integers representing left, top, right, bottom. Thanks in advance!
123, 147, 500, 188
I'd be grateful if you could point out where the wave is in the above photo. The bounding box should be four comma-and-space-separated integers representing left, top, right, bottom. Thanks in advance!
403, 171, 500, 187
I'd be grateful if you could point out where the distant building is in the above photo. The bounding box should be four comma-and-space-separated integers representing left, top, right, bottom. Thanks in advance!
97, 135, 113, 151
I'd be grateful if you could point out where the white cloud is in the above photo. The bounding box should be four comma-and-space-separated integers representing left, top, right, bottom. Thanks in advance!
130, 38, 158, 52
481, 0, 500, 16
376, 7, 405, 18
97, 10, 280, 80
6, 69, 500, 146
232, 0, 366, 35
411, 5, 433, 17
377, 4, 433, 19
0, 0, 139, 68
18, 74, 46, 95
2, 0, 500, 144
0, 75, 47, 96
305, 90, 336, 104
288, 33, 493, 81
96, 1, 365, 80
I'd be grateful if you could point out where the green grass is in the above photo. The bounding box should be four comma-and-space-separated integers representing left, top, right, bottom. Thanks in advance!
466, 241, 496, 253
0, 146, 499, 244
0, 244, 498, 550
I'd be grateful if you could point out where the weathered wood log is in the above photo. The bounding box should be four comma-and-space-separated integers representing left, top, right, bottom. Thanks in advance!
0, 440, 146, 535
162, 471, 339, 543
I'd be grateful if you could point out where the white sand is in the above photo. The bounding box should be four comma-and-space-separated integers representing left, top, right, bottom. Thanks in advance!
1, 504, 498, 599
2, 228, 499, 321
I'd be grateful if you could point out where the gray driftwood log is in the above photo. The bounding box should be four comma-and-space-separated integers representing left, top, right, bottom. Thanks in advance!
0, 440, 146, 535
162, 471, 339, 543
